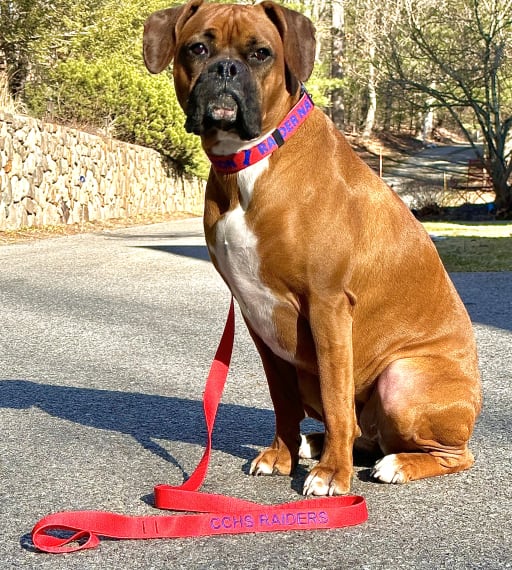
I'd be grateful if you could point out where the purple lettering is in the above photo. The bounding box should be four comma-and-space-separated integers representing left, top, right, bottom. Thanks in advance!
210, 517, 221, 530
259, 514, 269, 526
285, 513, 296, 525
318, 511, 329, 524
243, 149, 252, 166
267, 137, 277, 150
216, 158, 237, 169
257, 141, 268, 154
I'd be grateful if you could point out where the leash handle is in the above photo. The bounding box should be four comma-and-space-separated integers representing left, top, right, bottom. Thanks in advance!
31, 298, 368, 553
32, 496, 368, 553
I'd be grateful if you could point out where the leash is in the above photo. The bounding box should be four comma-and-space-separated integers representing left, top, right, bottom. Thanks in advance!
31, 298, 368, 553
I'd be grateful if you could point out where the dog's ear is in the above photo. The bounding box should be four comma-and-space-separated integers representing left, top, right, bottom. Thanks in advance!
260, 1, 316, 92
143, 0, 203, 74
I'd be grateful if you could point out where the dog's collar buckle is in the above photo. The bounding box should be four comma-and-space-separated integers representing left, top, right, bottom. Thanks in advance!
207, 88, 314, 175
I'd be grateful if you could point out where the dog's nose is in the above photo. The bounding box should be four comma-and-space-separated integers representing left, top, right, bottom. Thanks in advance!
209, 59, 242, 79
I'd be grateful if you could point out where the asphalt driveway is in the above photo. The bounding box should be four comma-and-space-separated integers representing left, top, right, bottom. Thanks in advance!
1, 217, 511, 569
383, 144, 482, 190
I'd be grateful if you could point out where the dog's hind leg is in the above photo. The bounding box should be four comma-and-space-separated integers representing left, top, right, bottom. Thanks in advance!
299, 433, 382, 466
299, 432, 324, 459
371, 448, 475, 484
370, 357, 481, 484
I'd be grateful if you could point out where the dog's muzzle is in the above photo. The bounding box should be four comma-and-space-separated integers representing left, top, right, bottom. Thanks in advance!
185, 59, 262, 140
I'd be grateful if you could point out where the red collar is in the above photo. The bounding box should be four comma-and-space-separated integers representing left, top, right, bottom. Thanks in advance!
207, 89, 314, 174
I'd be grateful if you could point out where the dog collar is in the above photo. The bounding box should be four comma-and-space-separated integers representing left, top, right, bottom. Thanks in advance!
207, 89, 314, 174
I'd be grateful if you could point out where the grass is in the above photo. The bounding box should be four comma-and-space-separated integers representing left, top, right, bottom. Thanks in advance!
422, 221, 512, 272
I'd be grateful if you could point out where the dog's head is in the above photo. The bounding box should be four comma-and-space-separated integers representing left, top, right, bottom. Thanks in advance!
143, 0, 315, 145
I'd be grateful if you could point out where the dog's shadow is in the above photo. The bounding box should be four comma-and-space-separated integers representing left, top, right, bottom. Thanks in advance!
0, 379, 274, 474
2, 380, 382, 497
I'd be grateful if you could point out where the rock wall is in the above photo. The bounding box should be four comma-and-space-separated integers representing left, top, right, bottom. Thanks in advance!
0, 111, 205, 230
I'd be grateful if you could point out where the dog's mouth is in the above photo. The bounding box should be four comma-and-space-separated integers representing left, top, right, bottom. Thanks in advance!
184, 74, 262, 140
207, 94, 238, 126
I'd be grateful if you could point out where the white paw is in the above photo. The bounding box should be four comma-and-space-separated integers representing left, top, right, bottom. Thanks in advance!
298, 432, 323, 459
298, 434, 315, 459
371, 454, 405, 484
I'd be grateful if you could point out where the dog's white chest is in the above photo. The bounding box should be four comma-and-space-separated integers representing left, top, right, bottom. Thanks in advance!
209, 163, 291, 361
214, 206, 283, 353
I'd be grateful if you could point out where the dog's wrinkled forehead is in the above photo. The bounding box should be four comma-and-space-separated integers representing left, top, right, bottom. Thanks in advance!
143, 0, 316, 86
178, 4, 281, 50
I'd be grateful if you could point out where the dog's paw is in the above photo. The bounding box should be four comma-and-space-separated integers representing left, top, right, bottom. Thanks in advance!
303, 464, 351, 496
371, 454, 406, 484
250, 448, 294, 476
298, 433, 324, 459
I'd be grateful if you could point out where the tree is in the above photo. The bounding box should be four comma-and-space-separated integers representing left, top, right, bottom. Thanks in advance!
351, 0, 380, 139
0, 0, 102, 97
27, 55, 208, 176
0, 0, 50, 96
388, 0, 512, 217
19, 0, 208, 177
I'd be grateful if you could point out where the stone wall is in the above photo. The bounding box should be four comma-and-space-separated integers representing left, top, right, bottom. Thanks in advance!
0, 111, 205, 230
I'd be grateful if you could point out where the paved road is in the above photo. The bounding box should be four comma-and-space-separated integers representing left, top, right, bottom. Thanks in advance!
383, 144, 482, 191
1, 217, 511, 569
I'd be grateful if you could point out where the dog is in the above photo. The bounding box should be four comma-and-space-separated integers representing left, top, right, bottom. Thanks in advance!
143, 0, 481, 496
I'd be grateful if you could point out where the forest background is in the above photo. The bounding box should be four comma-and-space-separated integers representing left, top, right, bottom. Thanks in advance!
1, 0, 511, 217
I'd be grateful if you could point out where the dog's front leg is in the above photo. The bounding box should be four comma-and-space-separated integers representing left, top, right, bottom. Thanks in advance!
303, 293, 358, 496
247, 326, 305, 476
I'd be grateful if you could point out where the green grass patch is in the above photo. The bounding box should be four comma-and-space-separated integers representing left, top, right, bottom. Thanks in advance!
422, 222, 512, 272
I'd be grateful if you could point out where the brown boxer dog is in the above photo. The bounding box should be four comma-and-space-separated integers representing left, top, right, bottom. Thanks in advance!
143, 0, 481, 496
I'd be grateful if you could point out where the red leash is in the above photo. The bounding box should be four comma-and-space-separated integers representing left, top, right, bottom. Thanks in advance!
32, 299, 368, 553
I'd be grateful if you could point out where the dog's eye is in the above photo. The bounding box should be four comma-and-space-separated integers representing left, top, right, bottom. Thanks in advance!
190, 43, 208, 56
249, 48, 271, 63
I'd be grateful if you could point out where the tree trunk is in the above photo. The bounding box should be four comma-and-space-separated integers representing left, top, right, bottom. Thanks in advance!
329, 0, 344, 129
362, 45, 376, 140
422, 87, 436, 144
493, 184, 512, 219
488, 157, 512, 218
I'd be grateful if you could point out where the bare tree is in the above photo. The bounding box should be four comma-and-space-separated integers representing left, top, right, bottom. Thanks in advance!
388, 0, 512, 217
341, 0, 401, 139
